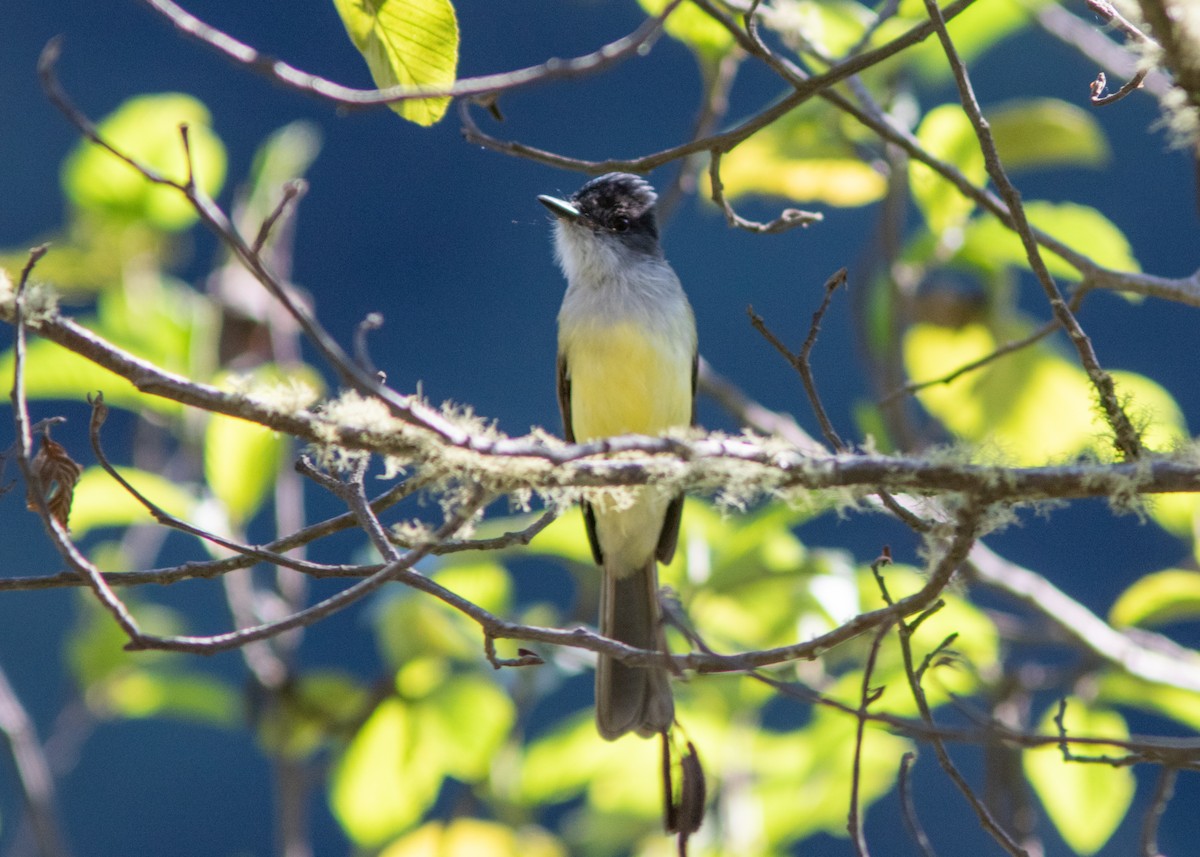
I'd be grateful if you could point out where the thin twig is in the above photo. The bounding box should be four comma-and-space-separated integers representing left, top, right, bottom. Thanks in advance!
893, 505, 1028, 857
848, 619, 891, 856
9, 247, 146, 644
0, 663, 73, 857
708, 149, 822, 234
126, 491, 492, 654
898, 752, 938, 857
880, 316, 1064, 406
134, 0, 683, 106
920, 0, 1142, 461
460, 0, 982, 175
1140, 765, 1177, 857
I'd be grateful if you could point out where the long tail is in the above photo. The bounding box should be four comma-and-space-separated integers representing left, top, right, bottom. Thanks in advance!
596, 558, 674, 740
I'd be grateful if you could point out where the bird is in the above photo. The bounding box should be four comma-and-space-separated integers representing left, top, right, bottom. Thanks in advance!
539, 173, 697, 740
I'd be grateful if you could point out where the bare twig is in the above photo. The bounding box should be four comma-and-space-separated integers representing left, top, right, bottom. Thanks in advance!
460, 0, 982, 175
848, 619, 891, 856
1140, 765, 1177, 857
0, 663, 73, 857
890, 501, 1029, 857
898, 752, 938, 857
708, 149, 822, 234
880, 315, 1066, 406
920, 0, 1142, 461
748, 271, 846, 452
134, 0, 683, 106
9, 247, 146, 644
967, 542, 1200, 693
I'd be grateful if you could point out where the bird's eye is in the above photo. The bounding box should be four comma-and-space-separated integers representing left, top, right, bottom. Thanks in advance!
611, 215, 631, 232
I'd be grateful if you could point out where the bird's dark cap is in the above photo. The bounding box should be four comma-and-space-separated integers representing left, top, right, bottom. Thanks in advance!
538, 172, 660, 247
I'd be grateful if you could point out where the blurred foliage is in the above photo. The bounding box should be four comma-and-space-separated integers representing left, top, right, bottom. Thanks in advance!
1023, 700, 1136, 856
3, 2, 1200, 857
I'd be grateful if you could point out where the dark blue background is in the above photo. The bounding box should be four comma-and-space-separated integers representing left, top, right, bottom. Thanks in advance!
2, 1, 1198, 854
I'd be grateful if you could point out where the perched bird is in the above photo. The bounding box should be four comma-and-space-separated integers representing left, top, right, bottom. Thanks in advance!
539, 173, 697, 740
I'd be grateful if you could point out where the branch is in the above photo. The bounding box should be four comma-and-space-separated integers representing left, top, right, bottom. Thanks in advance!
0, 663, 73, 857
460, 0, 983, 174
924, 0, 1141, 460
967, 542, 1200, 693
134, 0, 682, 106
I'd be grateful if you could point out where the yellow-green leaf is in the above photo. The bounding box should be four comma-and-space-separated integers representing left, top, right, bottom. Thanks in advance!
960, 201, 1140, 279
1110, 569, 1200, 628
62, 93, 226, 230
0, 338, 179, 416
1024, 700, 1134, 854
720, 144, 887, 207
990, 98, 1109, 171
204, 412, 282, 525
70, 466, 196, 536
330, 697, 441, 845
903, 324, 1180, 464
332, 0, 459, 126
910, 104, 986, 236
717, 99, 887, 208
380, 819, 565, 857
639, 0, 734, 61
1097, 672, 1200, 731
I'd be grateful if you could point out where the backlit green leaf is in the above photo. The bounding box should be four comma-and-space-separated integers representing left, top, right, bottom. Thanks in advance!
0, 337, 178, 416
903, 324, 1181, 464
639, 0, 734, 60
959, 201, 1140, 279
1097, 672, 1200, 731
330, 697, 441, 845
62, 93, 226, 230
718, 100, 887, 207
1110, 569, 1200, 628
1024, 700, 1134, 855
205, 412, 282, 526
332, 0, 459, 126
380, 819, 565, 857
990, 98, 1110, 171
910, 104, 985, 236
70, 466, 196, 536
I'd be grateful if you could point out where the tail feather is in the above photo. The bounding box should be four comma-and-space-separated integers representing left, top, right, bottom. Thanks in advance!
596, 559, 674, 740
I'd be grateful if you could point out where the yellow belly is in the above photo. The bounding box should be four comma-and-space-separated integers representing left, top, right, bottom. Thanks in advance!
562, 321, 692, 570
563, 321, 692, 442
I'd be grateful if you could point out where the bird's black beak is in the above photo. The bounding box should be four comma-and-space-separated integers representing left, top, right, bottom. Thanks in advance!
538, 194, 581, 221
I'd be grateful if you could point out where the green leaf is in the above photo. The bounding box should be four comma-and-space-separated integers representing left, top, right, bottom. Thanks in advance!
518, 716, 664, 816
204, 412, 282, 526
414, 675, 515, 781
959, 201, 1140, 279
1110, 569, 1200, 628
718, 101, 887, 207
1097, 672, 1200, 731
102, 670, 240, 725
638, 0, 734, 61
753, 711, 910, 848
0, 337, 178, 416
62, 93, 226, 230
891, 0, 1049, 81
910, 104, 986, 237
330, 675, 515, 846
903, 324, 1180, 464
330, 697, 442, 845
332, 0, 459, 126
379, 819, 565, 857
1024, 700, 1134, 855
760, 0, 875, 60
989, 98, 1109, 171
70, 466, 196, 537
